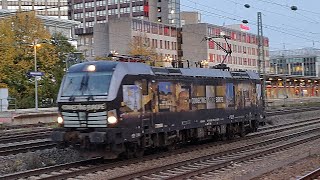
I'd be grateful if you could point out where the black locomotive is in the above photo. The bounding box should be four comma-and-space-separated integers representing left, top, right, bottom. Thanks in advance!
51, 61, 265, 158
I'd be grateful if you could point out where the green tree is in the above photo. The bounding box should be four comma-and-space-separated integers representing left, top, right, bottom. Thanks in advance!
0, 12, 75, 108
128, 33, 163, 67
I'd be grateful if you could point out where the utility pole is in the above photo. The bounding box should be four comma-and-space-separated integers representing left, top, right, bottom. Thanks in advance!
34, 39, 39, 111
257, 12, 267, 109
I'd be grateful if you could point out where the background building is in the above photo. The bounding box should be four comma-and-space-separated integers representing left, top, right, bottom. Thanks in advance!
69, 0, 180, 58
180, 11, 200, 26
93, 17, 178, 64
181, 23, 270, 72
0, 0, 68, 19
0, 9, 79, 39
270, 48, 320, 77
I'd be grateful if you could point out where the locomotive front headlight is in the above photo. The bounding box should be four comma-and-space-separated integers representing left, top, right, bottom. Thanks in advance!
57, 116, 64, 124
107, 116, 117, 124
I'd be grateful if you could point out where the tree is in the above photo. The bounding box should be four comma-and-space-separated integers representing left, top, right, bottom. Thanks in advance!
39, 33, 77, 107
128, 33, 164, 67
0, 12, 75, 108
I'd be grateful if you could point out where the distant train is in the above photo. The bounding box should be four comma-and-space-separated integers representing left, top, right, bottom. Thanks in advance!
51, 61, 265, 158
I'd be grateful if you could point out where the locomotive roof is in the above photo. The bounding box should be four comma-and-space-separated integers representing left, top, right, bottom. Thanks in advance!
68, 61, 260, 80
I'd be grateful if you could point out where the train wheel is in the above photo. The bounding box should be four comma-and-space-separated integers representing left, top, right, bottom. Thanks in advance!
122, 143, 135, 159
239, 123, 246, 137
135, 147, 145, 158
226, 124, 235, 140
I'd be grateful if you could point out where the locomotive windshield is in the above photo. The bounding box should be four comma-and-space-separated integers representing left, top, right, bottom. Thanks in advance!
61, 72, 112, 97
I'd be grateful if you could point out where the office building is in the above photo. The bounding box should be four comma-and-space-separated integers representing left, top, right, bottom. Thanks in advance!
0, 0, 68, 19
69, 0, 180, 58
181, 23, 270, 72
270, 48, 320, 77
93, 17, 178, 64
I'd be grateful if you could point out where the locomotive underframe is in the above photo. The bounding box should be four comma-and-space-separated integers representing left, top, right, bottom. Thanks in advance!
52, 107, 263, 158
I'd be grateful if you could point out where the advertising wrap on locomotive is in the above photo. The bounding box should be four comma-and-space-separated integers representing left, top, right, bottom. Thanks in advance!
51, 61, 265, 158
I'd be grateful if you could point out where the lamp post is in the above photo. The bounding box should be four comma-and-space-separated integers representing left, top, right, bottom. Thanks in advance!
33, 39, 41, 111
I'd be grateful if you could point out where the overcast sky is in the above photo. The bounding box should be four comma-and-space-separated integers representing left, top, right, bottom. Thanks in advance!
180, 0, 320, 51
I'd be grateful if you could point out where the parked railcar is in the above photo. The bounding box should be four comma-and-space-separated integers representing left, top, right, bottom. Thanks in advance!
51, 61, 265, 158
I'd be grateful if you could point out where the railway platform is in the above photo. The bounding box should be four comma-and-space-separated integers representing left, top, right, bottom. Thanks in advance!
267, 97, 320, 107
0, 107, 58, 125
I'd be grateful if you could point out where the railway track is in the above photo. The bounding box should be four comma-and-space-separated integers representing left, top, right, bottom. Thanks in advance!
266, 106, 320, 116
112, 132, 320, 180
257, 117, 319, 132
0, 129, 51, 144
298, 167, 320, 180
0, 139, 56, 156
2, 118, 320, 180
0, 122, 55, 131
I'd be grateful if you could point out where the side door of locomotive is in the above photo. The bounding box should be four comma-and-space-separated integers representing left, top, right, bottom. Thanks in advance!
140, 79, 154, 134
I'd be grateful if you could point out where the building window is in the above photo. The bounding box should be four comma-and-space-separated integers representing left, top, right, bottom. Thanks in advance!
209, 53, 214, 62
144, 22, 150, 33
160, 40, 163, 49
208, 41, 214, 49
108, 0, 116, 5
159, 25, 163, 35
151, 23, 158, 34
164, 26, 170, 36
171, 28, 177, 37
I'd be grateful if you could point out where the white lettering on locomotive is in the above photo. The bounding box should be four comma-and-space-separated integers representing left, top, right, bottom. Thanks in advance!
61, 104, 106, 111
191, 97, 206, 104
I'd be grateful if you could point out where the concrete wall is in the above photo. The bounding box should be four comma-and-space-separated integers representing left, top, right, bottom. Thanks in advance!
11, 112, 58, 125
267, 97, 320, 107
0, 107, 59, 125
181, 23, 208, 67
181, 11, 200, 25
93, 23, 110, 57
109, 18, 132, 55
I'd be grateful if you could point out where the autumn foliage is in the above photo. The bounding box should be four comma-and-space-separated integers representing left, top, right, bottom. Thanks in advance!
0, 12, 74, 108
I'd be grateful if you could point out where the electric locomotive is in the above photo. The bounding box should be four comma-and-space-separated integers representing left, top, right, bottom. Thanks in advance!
51, 61, 265, 158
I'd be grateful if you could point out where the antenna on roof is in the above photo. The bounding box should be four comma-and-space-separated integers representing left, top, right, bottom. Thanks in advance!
201, 34, 232, 71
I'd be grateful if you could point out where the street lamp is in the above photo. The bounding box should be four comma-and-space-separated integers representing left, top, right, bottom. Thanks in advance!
33, 39, 41, 111
201, 60, 209, 68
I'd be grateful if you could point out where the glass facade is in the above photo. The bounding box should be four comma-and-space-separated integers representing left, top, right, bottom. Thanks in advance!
270, 56, 318, 77
167, 0, 180, 27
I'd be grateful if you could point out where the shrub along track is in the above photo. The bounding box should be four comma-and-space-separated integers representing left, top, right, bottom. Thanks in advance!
1, 117, 320, 180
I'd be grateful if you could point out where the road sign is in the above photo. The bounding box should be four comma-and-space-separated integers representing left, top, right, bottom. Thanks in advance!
28, 71, 44, 77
